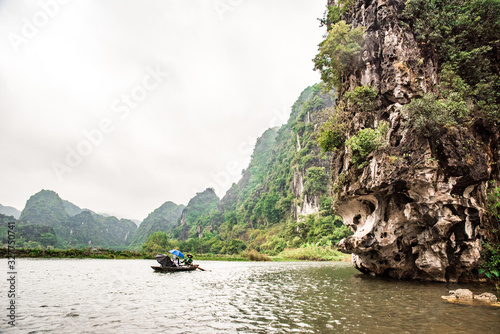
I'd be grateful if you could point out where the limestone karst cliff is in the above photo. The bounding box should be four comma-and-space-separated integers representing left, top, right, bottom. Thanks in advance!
320, 0, 500, 281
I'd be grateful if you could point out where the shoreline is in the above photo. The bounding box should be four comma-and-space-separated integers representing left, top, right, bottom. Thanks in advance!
0, 247, 352, 262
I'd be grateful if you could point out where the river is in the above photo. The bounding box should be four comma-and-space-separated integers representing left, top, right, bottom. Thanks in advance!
0, 259, 498, 333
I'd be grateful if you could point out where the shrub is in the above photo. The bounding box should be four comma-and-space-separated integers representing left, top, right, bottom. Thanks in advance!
403, 93, 469, 137
487, 186, 500, 221
344, 85, 378, 113
402, 0, 500, 122
278, 244, 350, 261
242, 249, 271, 261
313, 21, 365, 91
303, 167, 328, 196
480, 243, 500, 288
346, 121, 389, 168
317, 117, 346, 152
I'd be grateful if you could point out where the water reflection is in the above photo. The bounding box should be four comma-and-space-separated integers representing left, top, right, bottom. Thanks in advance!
0, 259, 498, 333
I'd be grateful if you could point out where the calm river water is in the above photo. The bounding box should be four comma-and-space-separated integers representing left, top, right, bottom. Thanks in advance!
0, 259, 499, 333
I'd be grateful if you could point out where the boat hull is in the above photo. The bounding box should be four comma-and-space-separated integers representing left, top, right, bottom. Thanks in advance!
151, 265, 196, 272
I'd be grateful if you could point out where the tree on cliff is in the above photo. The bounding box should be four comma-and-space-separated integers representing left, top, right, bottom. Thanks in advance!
313, 20, 365, 91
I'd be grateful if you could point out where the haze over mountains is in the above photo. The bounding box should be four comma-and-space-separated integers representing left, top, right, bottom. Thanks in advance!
0, 203, 20, 219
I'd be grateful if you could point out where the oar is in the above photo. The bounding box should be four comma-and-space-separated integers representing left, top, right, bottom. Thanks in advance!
192, 264, 206, 271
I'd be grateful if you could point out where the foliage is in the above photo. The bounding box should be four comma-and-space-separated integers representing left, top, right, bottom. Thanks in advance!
346, 122, 389, 168
15, 190, 137, 249
403, 92, 469, 137
479, 243, 500, 285
0, 247, 147, 259
487, 186, 500, 222
313, 21, 365, 91
303, 167, 328, 196
171, 188, 219, 240
344, 85, 378, 113
19, 190, 69, 228
241, 249, 272, 261
287, 214, 352, 247
130, 201, 184, 249
316, 86, 377, 153
319, 1, 356, 29
142, 231, 177, 257
277, 244, 350, 261
317, 111, 346, 152
402, 0, 500, 122
183, 188, 219, 227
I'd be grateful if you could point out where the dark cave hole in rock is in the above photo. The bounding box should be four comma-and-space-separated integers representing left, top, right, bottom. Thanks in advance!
353, 214, 362, 226
466, 207, 480, 225
363, 200, 376, 215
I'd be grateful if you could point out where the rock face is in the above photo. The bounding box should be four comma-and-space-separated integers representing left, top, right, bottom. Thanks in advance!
442, 289, 499, 306
331, 0, 500, 282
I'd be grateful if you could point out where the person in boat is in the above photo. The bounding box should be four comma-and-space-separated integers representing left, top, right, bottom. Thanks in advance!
172, 254, 180, 267
183, 253, 193, 266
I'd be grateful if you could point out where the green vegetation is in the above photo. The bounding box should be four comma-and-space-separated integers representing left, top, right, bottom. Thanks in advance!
277, 244, 350, 261
487, 186, 500, 222
303, 167, 328, 196
346, 121, 389, 168
480, 243, 500, 289
141, 231, 177, 257
11, 190, 137, 250
171, 188, 220, 241
317, 111, 346, 152
402, 0, 500, 122
0, 247, 146, 259
344, 85, 378, 113
313, 20, 365, 91
402, 92, 469, 137
131, 85, 351, 260
317, 85, 379, 154
129, 201, 184, 249
7, 84, 354, 262
319, 1, 356, 29
241, 249, 272, 261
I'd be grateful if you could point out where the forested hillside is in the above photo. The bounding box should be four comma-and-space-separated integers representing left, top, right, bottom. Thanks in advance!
140, 84, 352, 255
129, 201, 185, 249
15, 190, 136, 249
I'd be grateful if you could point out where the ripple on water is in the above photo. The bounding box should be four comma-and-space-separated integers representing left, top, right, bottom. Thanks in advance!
0, 259, 499, 333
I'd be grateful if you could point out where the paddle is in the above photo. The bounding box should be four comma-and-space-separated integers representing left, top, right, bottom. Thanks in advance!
192, 264, 206, 271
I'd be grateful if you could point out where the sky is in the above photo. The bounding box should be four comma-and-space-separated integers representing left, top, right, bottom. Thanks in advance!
0, 0, 326, 221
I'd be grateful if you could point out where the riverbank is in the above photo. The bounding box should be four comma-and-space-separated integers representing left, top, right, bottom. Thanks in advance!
1, 246, 351, 262
0, 248, 147, 259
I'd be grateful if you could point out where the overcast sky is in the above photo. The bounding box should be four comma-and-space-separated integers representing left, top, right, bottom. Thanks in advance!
0, 0, 326, 221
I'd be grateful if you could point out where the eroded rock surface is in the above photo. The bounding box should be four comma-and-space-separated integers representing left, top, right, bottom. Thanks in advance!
331, 0, 500, 282
441, 289, 500, 307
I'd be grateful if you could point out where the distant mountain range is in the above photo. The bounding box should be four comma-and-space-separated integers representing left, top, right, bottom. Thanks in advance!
1, 190, 137, 249
0, 204, 21, 219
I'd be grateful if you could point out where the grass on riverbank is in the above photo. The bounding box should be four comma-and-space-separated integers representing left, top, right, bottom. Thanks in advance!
0, 248, 146, 259
277, 245, 351, 261
2, 245, 351, 262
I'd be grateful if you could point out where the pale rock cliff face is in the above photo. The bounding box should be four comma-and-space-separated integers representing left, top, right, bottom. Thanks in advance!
290, 94, 335, 221
292, 170, 321, 219
330, 0, 499, 282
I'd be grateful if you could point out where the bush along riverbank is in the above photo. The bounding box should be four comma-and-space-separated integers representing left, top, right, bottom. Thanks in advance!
1, 245, 351, 262
0, 248, 147, 259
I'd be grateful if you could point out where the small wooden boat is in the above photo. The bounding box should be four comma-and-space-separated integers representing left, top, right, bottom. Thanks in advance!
151, 265, 197, 272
